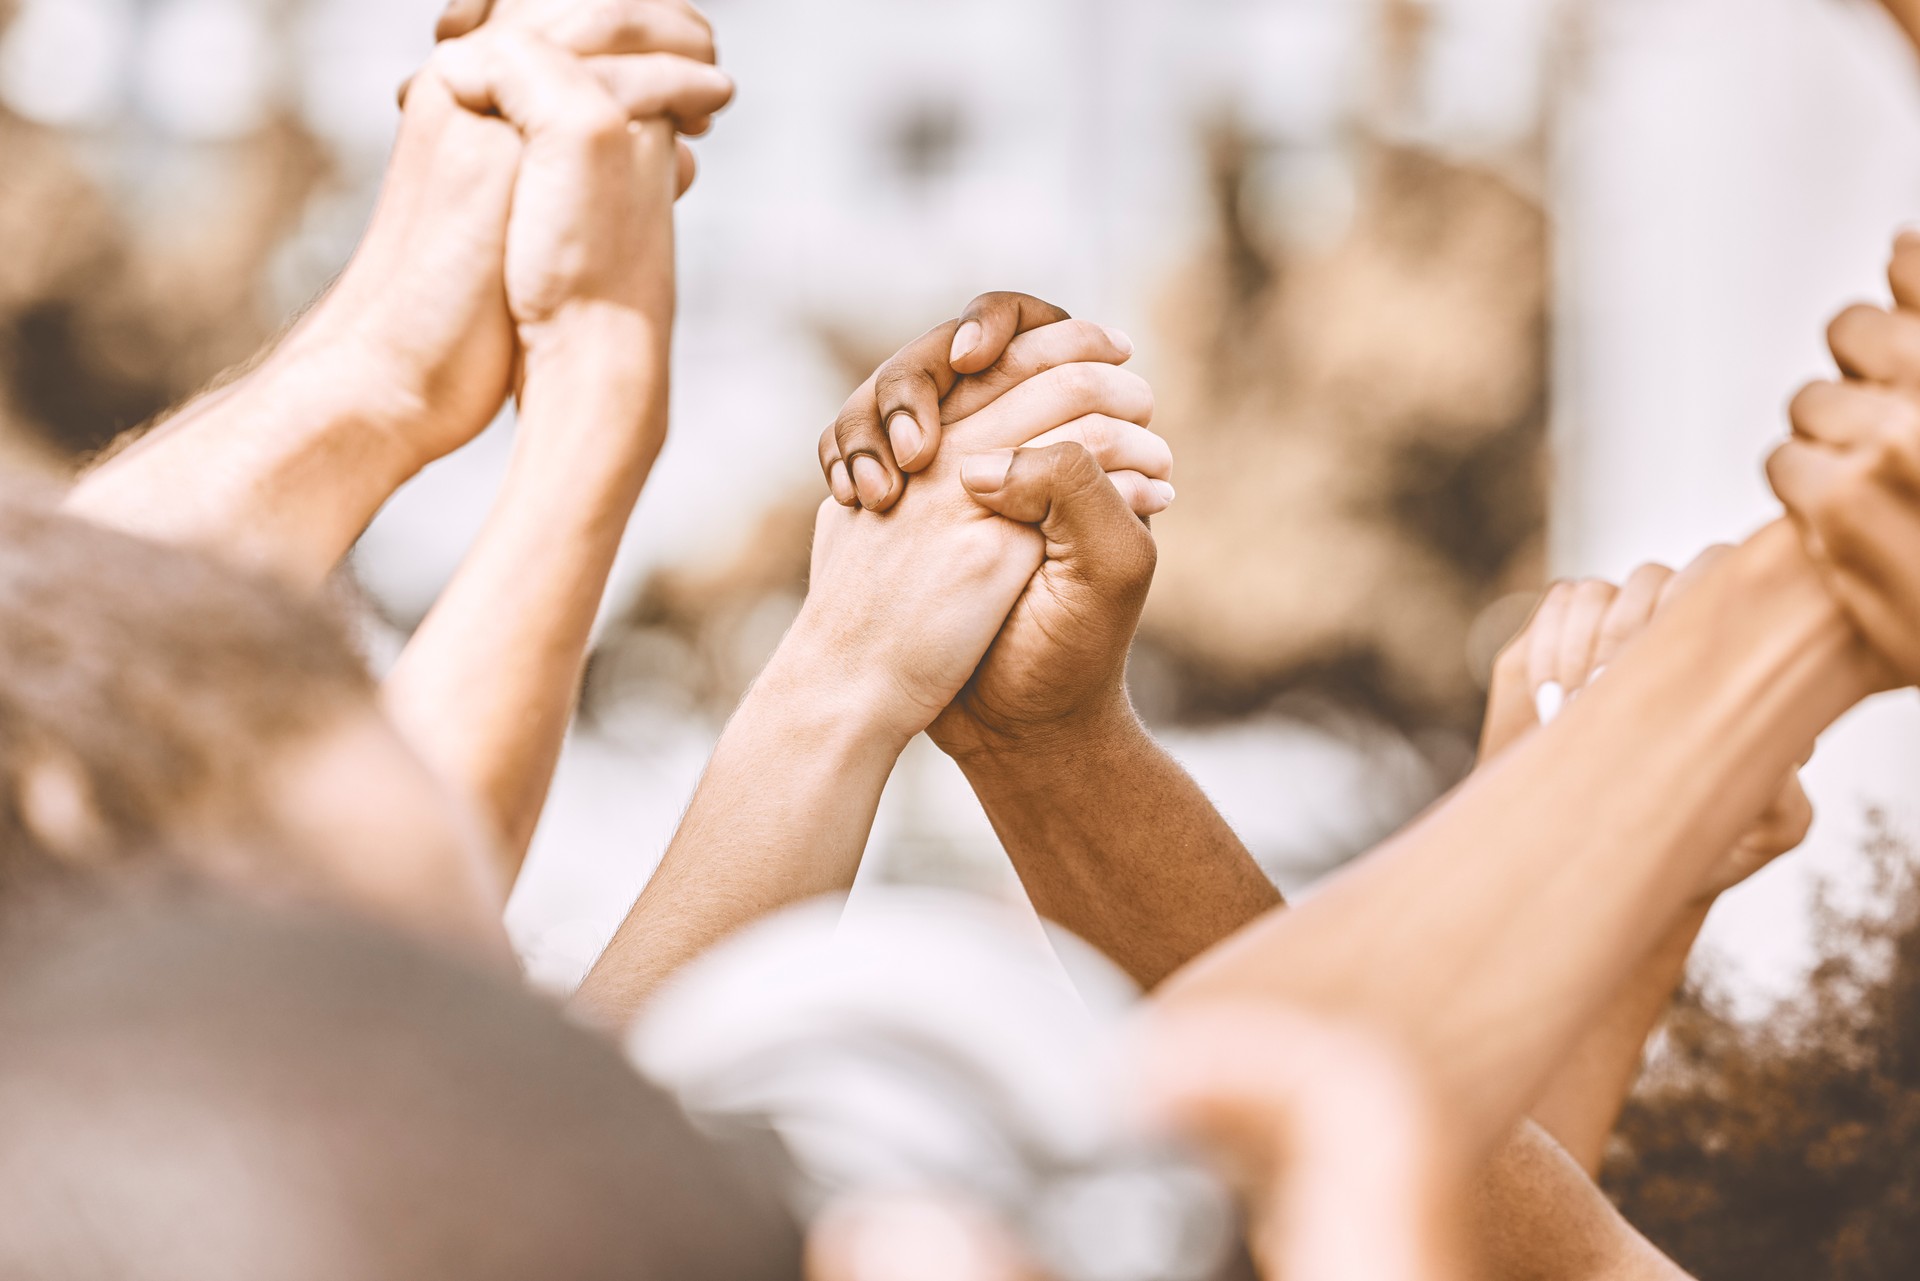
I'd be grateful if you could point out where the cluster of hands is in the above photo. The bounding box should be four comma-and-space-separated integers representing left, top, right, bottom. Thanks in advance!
54, 0, 1920, 1276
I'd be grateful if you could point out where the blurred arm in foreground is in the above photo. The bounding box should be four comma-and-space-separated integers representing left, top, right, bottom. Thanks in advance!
1771, 231, 1920, 689
812, 297, 1279, 989
572, 302, 1174, 1023
1163, 522, 1888, 1162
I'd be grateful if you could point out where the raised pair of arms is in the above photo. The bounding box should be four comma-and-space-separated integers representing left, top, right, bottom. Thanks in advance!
65, 2, 729, 891
1481, 559, 1813, 1176
573, 304, 1181, 1023
813, 298, 1284, 987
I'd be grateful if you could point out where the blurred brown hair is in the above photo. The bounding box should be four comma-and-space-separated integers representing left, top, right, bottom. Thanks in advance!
0, 874, 803, 1280
0, 493, 375, 887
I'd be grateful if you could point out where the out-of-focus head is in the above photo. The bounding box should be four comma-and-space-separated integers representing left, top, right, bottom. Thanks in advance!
0, 497, 497, 934
0, 878, 804, 1280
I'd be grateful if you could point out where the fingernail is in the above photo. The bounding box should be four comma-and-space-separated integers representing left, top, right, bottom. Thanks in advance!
1152, 480, 1176, 505
1104, 326, 1135, 357
962, 451, 1015, 494
1589, 664, 1607, 685
951, 321, 985, 366
888, 413, 925, 468
828, 459, 856, 506
850, 455, 893, 509
1534, 681, 1565, 727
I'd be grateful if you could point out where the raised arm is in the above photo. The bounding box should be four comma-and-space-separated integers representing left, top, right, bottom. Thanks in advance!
1161, 515, 1885, 1155
573, 325, 1172, 1024
814, 300, 1280, 988
61, 0, 718, 588
378, 31, 729, 883
1478, 561, 1811, 1175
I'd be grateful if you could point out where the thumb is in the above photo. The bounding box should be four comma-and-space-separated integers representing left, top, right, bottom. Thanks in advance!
960, 442, 1157, 590
436, 0, 495, 41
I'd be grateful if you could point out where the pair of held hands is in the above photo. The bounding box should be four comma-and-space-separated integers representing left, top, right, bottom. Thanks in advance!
1483, 231, 1920, 908
327, 0, 1171, 770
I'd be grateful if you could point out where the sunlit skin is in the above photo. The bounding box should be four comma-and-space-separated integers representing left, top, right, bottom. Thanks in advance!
60, 4, 726, 930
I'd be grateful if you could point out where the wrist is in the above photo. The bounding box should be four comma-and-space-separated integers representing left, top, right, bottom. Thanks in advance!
944, 691, 1145, 784
751, 615, 925, 763
1729, 521, 1890, 712
275, 298, 484, 481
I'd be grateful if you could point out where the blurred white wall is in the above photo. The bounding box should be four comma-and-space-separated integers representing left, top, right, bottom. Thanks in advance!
1553, 0, 1920, 1004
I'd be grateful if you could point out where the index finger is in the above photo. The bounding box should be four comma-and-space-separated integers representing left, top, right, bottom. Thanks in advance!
877, 293, 1075, 475
949, 292, 1073, 374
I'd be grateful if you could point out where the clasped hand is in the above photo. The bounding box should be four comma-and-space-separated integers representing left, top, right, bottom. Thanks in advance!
796, 295, 1176, 756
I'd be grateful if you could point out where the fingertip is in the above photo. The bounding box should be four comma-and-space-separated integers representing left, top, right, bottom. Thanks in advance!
950, 321, 987, 370
829, 459, 857, 507
961, 451, 1016, 496
888, 413, 928, 471
1103, 326, 1136, 359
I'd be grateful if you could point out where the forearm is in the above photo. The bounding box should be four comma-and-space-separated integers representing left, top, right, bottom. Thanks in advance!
958, 705, 1281, 989
383, 318, 667, 880
63, 81, 515, 587
572, 632, 911, 1025
1165, 522, 1879, 1152
1474, 1122, 1694, 1281
1529, 903, 1709, 1177
62, 343, 429, 586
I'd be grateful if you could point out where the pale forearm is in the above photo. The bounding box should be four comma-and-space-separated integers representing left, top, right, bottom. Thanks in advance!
1166, 522, 1878, 1151
64, 80, 515, 588
572, 634, 909, 1025
384, 320, 667, 878
1474, 1123, 1694, 1281
959, 706, 1280, 989
63, 343, 429, 586
1529, 904, 1709, 1177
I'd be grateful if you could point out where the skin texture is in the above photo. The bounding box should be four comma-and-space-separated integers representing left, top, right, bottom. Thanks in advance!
1163, 519, 1888, 1158
1136, 1004, 1471, 1281
1770, 232, 1920, 683
1481, 558, 1812, 1176
59, 5, 727, 921
573, 315, 1176, 1023
381, 32, 728, 879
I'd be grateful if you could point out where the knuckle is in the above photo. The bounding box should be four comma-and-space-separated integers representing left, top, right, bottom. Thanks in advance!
1052, 361, 1105, 404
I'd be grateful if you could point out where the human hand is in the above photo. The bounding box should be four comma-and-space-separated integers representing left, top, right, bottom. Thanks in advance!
1136, 1002, 1466, 1281
432, 0, 721, 193
792, 348, 1173, 750
1481, 554, 1813, 901
817, 293, 1140, 511
812, 300, 1171, 760
1767, 238, 1920, 685
429, 28, 730, 363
